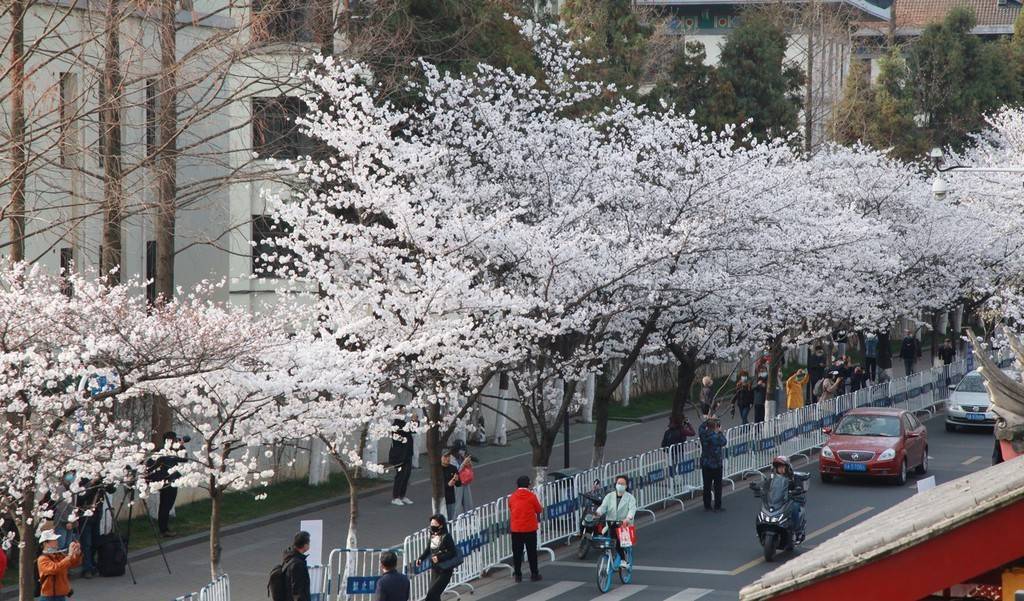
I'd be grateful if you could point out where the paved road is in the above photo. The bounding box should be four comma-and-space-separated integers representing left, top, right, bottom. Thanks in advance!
65, 411, 722, 601
468, 413, 995, 601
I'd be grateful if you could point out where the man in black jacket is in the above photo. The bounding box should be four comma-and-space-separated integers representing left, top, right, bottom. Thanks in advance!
389, 411, 415, 506
899, 331, 919, 376
283, 531, 311, 601
146, 431, 187, 537
441, 450, 461, 520
375, 550, 410, 601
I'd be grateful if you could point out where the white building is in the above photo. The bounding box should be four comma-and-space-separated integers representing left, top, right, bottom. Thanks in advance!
0, 0, 325, 306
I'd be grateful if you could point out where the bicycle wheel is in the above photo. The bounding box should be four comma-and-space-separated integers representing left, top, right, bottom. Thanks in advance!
618, 547, 634, 584
597, 552, 613, 593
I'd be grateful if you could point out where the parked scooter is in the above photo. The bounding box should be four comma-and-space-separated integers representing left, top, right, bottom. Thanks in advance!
576, 489, 606, 559
750, 456, 809, 562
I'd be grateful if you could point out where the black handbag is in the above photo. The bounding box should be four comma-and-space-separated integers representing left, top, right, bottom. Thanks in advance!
436, 545, 464, 571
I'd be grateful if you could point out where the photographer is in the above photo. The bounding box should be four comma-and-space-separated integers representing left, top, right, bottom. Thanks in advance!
75, 476, 115, 578
37, 529, 81, 601
146, 431, 189, 538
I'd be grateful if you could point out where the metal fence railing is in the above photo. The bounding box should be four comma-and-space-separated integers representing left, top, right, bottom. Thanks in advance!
175, 360, 967, 601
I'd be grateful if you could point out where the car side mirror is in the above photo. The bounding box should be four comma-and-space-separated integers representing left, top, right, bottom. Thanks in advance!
906, 431, 920, 439
822, 427, 832, 435
948, 384, 957, 391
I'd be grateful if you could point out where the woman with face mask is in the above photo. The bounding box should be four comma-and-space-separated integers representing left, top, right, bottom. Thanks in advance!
416, 514, 459, 601
595, 476, 638, 567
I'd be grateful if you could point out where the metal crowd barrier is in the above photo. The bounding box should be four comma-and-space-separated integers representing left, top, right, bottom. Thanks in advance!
172, 574, 230, 601
321, 359, 966, 601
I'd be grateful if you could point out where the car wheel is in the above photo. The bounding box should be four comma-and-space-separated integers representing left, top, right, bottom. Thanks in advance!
915, 447, 928, 475
895, 458, 907, 485
820, 472, 834, 483
945, 422, 956, 433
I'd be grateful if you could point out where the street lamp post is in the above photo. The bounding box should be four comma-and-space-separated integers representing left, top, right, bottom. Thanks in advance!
929, 147, 1024, 199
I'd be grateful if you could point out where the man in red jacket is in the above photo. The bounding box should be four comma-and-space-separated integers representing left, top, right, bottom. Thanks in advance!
0, 544, 7, 594
508, 475, 543, 583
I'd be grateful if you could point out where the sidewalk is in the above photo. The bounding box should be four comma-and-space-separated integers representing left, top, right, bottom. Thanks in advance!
59, 410, 729, 601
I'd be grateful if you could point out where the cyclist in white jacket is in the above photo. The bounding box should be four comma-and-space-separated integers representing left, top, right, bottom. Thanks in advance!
596, 475, 637, 566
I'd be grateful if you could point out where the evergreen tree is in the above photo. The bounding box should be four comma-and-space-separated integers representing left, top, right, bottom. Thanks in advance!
647, 41, 735, 131
906, 7, 1019, 149
560, 0, 652, 91
716, 12, 804, 141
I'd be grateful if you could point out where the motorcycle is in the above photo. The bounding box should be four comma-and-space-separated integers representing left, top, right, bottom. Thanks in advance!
575, 491, 606, 559
749, 471, 809, 562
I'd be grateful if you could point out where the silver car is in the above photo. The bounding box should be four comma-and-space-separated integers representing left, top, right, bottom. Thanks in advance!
946, 369, 997, 431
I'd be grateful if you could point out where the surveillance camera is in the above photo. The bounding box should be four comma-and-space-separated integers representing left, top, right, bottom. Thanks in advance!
932, 176, 949, 199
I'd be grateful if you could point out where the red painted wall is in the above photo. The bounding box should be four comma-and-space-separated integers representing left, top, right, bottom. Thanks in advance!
773, 499, 1024, 601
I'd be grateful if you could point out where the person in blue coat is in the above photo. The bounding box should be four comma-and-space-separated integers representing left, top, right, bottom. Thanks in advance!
699, 416, 728, 512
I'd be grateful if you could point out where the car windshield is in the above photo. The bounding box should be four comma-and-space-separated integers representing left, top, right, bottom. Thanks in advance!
957, 375, 986, 393
834, 415, 901, 437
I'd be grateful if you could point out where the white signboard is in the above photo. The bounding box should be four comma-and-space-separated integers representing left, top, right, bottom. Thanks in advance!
916, 476, 936, 494
300, 519, 324, 566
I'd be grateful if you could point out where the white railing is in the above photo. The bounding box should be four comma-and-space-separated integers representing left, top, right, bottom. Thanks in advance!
173, 574, 230, 601
296, 360, 968, 601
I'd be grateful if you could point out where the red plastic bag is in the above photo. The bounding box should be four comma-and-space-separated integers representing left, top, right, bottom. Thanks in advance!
617, 524, 637, 548
459, 463, 474, 485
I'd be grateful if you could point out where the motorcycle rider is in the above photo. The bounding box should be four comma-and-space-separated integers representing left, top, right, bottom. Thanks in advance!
768, 456, 806, 541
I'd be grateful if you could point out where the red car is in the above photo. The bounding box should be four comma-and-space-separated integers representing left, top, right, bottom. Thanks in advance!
818, 407, 928, 485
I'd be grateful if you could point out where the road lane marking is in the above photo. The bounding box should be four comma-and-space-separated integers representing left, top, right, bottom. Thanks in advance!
962, 455, 982, 465
555, 561, 733, 575
730, 506, 875, 575
598, 584, 647, 600
516, 581, 583, 601
664, 589, 715, 601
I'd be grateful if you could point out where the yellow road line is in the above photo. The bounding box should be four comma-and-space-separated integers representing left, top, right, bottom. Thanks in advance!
962, 455, 981, 465
730, 506, 875, 575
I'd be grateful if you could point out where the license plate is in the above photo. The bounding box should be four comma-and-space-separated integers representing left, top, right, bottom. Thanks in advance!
966, 413, 987, 421
843, 463, 868, 472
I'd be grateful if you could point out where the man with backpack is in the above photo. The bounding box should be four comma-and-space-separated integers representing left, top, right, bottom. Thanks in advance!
269, 531, 311, 601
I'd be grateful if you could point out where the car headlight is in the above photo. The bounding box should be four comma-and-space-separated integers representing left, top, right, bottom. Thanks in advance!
821, 445, 834, 459
878, 448, 896, 461
950, 405, 963, 412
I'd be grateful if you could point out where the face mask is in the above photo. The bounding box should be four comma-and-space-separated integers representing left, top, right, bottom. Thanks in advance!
615, 484, 626, 494
430, 525, 442, 534
740, 377, 747, 382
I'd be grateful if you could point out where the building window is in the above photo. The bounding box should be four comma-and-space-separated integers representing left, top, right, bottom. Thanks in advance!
252, 215, 301, 278
60, 247, 73, 297
146, 240, 156, 305
252, 0, 313, 43
145, 79, 157, 159
59, 72, 77, 167
252, 96, 312, 160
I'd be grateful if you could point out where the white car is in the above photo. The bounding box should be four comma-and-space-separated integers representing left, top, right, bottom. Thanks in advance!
945, 368, 1015, 431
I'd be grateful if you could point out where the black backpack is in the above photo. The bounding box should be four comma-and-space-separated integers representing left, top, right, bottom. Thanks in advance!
267, 558, 294, 601
96, 534, 127, 577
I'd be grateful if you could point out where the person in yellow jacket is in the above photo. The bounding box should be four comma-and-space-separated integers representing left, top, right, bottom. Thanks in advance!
785, 368, 809, 410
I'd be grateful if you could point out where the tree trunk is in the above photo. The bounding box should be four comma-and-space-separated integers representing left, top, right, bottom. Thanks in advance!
8, 0, 26, 262
591, 367, 611, 466
17, 518, 35, 601
671, 352, 699, 422
426, 404, 444, 514
342, 466, 358, 548
151, 0, 178, 445
100, 0, 124, 281
591, 311, 661, 466
209, 484, 222, 580
930, 310, 942, 363
532, 442, 551, 485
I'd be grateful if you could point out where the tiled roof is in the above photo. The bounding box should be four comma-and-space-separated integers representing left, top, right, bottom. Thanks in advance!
739, 455, 1024, 601
894, 0, 1020, 29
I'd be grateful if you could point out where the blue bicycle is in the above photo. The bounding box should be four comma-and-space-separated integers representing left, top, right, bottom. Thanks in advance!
593, 528, 633, 593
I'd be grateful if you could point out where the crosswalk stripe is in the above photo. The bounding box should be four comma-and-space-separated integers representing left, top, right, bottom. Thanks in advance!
663, 588, 715, 601
516, 581, 584, 601
596, 584, 647, 600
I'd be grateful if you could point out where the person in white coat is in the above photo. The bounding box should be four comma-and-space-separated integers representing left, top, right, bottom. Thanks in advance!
596, 475, 637, 567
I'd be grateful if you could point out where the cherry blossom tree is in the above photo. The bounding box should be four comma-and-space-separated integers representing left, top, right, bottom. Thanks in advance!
0, 264, 282, 600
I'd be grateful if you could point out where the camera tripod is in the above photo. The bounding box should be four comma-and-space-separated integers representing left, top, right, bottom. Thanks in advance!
108, 485, 173, 584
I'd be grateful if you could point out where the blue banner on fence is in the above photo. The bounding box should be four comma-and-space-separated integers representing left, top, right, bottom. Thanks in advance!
347, 576, 380, 595
647, 468, 665, 484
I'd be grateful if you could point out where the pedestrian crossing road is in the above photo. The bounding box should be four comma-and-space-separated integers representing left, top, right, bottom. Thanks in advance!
468, 414, 995, 601
493, 580, 720, 601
